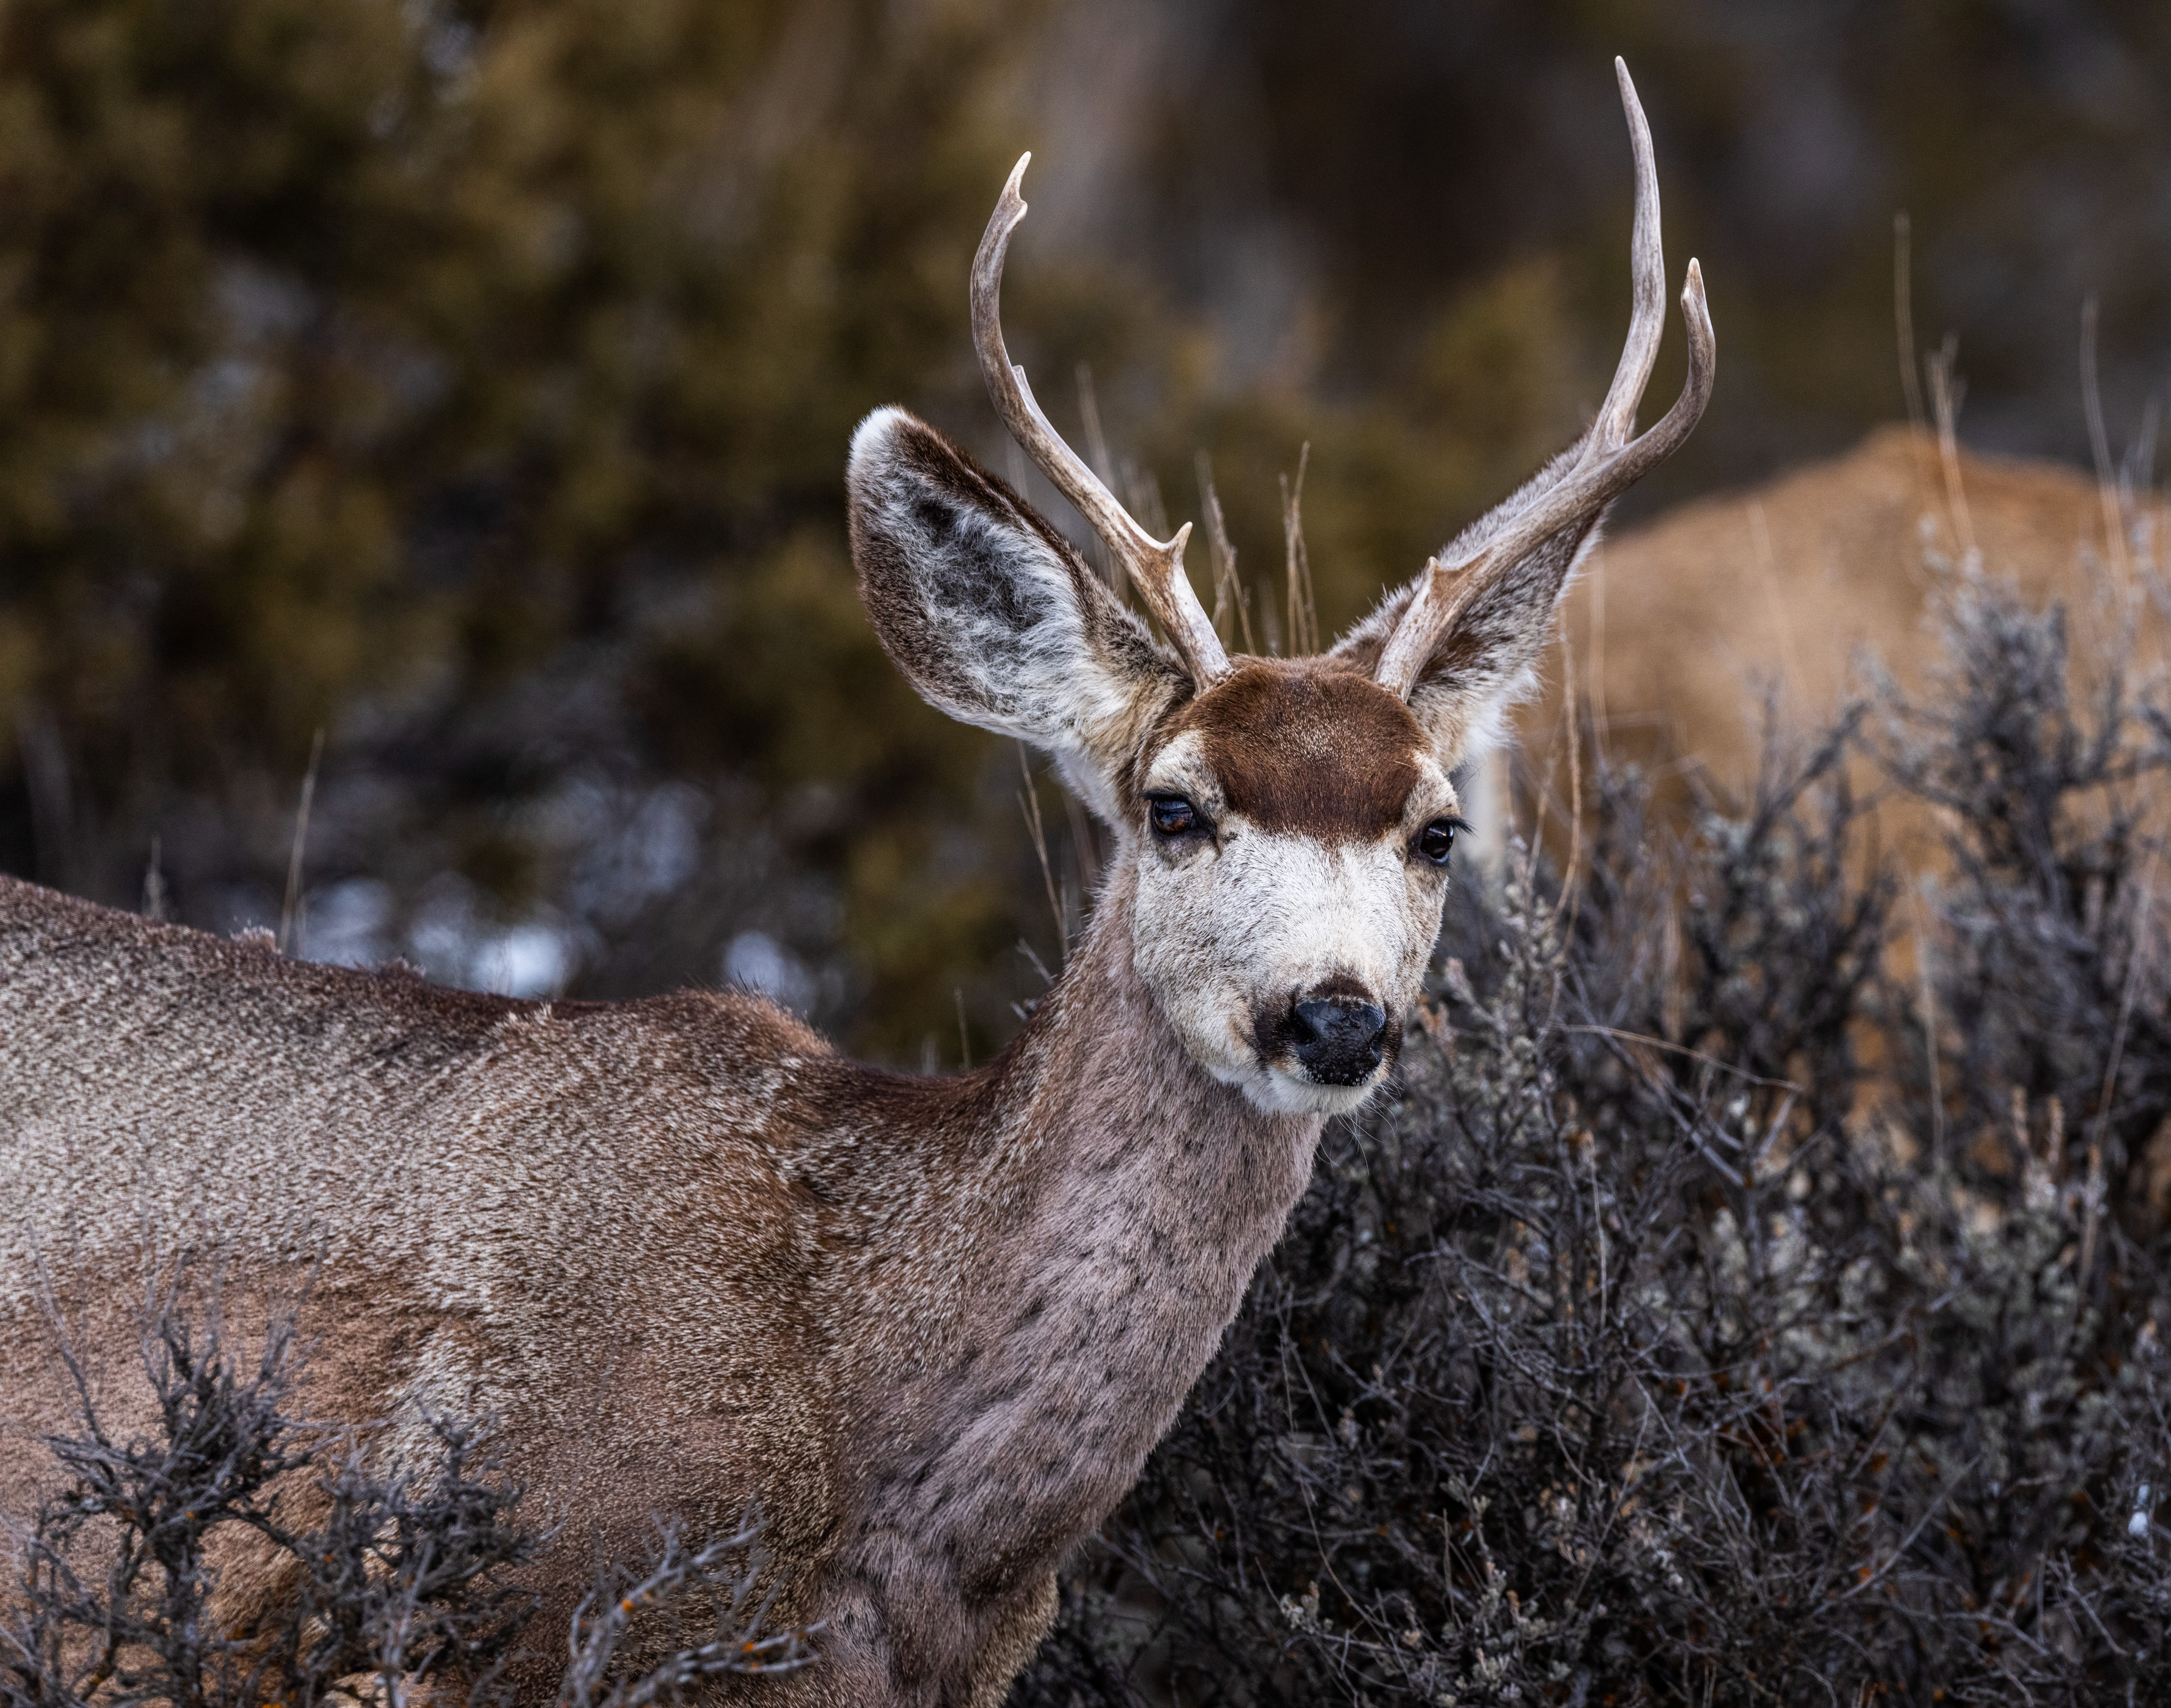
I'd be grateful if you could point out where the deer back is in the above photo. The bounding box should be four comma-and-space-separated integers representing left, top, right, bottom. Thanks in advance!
0, 874, 859, 1593
1536, 424, 2166, 842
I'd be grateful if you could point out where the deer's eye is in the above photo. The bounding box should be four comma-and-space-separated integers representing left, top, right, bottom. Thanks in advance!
1415, 817, 1467, 865
1148, 795, 1199, 838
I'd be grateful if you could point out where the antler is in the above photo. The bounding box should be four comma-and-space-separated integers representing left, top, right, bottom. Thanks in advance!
1373, 59, 1716, 700
972, 155, 1231, 689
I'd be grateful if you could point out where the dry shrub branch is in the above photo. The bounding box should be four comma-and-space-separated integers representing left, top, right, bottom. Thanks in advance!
1020, 554, 2171, 1705
0, 1284, 811, 1708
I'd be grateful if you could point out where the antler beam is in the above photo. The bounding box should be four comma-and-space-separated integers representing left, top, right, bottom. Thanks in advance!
1373, 59, 1716, 700
972, 155, 1231, 689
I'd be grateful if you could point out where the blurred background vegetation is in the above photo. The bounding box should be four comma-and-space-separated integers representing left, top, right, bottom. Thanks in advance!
2, 0, 2166, 1059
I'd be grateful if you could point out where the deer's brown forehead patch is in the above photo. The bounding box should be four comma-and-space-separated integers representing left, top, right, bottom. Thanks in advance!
1166, 660, 1427, 841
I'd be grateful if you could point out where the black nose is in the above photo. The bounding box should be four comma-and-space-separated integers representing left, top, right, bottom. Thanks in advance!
1291, 997, 1390, 1085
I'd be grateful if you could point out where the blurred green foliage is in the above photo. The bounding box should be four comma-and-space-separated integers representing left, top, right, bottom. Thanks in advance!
0, 0, 1586, 1056
1, 0, 2164, 1057
0, 0, 1050, 1053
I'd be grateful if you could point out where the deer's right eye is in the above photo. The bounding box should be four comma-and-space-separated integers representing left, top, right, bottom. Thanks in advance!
1148, 796, 1198, 838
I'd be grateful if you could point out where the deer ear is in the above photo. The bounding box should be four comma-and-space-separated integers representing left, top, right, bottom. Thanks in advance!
847, 407, 1185, 820
1331, 443, 1602, 772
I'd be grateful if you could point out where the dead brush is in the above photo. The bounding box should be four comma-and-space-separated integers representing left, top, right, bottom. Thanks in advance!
1017, 547, 2171, 1706
0, 1280, 811, 1708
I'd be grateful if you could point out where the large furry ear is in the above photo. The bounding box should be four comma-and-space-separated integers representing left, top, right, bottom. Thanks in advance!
847, 406, 1186, 821
1331, 441, 1602, 772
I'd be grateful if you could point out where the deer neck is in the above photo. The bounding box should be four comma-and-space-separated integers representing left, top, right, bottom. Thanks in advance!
829, 846, 1323, 1597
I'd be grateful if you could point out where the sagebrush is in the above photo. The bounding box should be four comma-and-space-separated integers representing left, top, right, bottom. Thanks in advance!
1017, 556, 2171, 1704
0, 1282, 812, 1708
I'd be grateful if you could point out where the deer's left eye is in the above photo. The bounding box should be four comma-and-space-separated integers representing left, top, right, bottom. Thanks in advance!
1415, 818, 1467, 865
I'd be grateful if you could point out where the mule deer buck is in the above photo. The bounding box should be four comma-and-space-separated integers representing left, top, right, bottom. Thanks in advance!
0, 59, 1711, 1707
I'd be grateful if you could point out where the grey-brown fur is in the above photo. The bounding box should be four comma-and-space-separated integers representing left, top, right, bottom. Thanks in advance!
1, 858, 1313, 1706
848, 407, 1186, 824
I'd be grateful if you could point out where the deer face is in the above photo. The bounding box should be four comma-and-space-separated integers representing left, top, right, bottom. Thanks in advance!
846, 62, 1711, 1114
1127, 661, 1461, 1113
847, 406, 1511, 1118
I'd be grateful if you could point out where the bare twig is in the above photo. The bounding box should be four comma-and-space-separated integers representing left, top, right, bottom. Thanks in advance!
1280, 444, 1317, 657
278, 727, 325, 956
1893, 211, 1925, 432
1016, 744, 1065, 958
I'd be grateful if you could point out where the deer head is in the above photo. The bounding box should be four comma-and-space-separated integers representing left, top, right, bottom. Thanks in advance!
848, 59, 1713, 1117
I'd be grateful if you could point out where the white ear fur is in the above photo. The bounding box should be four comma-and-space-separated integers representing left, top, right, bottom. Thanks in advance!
846, 407, 1185, 820
1333, 439, 1604, 772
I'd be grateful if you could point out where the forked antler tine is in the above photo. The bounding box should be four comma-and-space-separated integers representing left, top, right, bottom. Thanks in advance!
1588, 58, 1666, 454
1375, 260, 1716, 699
971, 155, 1231, 687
